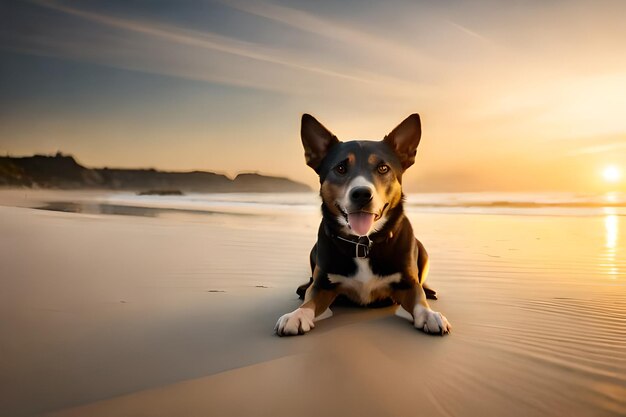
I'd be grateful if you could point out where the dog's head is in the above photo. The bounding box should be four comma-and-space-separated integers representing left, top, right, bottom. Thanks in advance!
301, 113, 422, 237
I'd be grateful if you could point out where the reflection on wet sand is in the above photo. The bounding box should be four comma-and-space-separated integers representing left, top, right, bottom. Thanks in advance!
37, 202, 159, 217
604, 208, 619, 277
35, 201, 253, 218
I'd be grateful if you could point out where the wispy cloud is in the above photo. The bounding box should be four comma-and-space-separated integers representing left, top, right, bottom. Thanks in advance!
222, 0, 435, 65
8, 0, 425, 99
32, 1, 367, 82
567, 141, 626, 156
445, 20, 492, 44
221, 0, 444, 89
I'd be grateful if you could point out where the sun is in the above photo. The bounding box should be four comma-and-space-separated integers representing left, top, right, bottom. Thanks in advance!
602, 165, 622, 183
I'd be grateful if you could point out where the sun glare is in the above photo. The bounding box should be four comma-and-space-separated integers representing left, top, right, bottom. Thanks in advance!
602, 165, 622, 183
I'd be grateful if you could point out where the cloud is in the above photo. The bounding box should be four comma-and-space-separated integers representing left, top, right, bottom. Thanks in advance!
444, 20, 492, 44
2, 0, 426, 100
567, 141, 626, 156
219, 0, 449, 91
23, 1, 365, 88
40, 0, 375, 82
0, 0, 508, 108
221, 0, 436, 65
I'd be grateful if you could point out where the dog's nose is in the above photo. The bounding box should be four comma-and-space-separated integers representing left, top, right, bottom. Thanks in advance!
350, 186, 373, 207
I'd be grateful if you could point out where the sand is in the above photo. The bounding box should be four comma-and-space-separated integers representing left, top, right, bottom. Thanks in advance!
0, 190, 624, 417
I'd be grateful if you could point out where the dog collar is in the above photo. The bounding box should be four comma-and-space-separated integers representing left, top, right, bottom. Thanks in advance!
323, 223, 394, 259
334, 235, 373, 258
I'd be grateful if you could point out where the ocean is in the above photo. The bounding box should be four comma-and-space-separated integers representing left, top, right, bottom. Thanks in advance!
96, 191, 626, 217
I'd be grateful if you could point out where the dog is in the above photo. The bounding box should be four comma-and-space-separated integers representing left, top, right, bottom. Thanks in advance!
274, 113, 451, 336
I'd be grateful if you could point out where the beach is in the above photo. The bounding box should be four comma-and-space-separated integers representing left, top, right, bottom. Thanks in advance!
0, 190, 625, 417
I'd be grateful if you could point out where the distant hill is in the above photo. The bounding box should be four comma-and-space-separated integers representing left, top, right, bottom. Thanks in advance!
0, 153, 311, 193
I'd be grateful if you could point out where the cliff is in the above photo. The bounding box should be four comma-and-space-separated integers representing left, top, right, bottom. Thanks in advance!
0, 153, 311, 193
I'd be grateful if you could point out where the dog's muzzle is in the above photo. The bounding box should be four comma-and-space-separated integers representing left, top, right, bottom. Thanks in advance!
349, 186, 373, 209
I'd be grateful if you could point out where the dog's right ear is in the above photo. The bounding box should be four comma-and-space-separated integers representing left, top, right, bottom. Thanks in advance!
301, 114, 339, 171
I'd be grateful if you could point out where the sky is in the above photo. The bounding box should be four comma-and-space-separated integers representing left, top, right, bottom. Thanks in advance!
1, 0, 626, 192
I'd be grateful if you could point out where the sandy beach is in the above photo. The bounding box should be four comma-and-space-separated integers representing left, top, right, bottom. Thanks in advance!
1, 190, 625, 417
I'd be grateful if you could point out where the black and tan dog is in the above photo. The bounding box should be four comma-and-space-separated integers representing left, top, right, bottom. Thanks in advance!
275, 113, 451, 336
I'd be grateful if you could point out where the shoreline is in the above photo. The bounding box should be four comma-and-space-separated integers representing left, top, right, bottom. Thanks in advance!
1, 189, 626, 218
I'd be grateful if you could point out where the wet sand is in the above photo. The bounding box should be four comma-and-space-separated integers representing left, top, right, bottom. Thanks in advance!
0, 190, 624, 416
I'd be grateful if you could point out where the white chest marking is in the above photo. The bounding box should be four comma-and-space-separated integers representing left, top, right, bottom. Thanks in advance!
327, 258, 401, 304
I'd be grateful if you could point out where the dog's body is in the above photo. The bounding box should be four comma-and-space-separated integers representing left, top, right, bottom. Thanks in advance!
275, 114, 451, 336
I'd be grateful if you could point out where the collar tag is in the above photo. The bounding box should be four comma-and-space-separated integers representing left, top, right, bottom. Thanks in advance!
331, 233, 374, 258
355, 236, 372, 258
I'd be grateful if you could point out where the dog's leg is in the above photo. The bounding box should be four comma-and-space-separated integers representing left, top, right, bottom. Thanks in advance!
276, 270, 338, 336
392, 283, 451, 335
296, 243, 318, 299
296, 277, 313, 299
416, 238, 437, 300
422, 282, 437, 300
275, 287, 337, 336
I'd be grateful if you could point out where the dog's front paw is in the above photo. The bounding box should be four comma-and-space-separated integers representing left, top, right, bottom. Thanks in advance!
275, 307, 315, 336
413, 305, 451, 335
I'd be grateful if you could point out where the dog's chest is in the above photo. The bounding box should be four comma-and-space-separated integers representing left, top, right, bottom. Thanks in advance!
327, 258, 401, 304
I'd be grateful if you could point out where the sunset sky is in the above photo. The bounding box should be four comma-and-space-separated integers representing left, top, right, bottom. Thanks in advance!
1, 0, 625, 191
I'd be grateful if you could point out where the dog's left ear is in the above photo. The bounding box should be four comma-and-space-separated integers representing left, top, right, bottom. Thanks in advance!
383, 113, 422, 170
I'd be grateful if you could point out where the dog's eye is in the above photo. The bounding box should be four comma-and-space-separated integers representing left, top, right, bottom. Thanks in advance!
377, 164, 390, 174
334, 163, 347, 175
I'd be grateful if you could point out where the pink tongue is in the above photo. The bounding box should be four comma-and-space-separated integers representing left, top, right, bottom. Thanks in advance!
347, 212, 375, 236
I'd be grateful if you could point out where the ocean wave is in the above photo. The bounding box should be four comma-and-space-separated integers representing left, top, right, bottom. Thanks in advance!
95, 191, 626, 217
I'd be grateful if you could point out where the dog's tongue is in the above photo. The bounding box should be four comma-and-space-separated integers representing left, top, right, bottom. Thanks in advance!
347, 212, 375, 236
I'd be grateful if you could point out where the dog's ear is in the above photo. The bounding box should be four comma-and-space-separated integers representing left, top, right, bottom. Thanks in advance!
301, 114, 339, 171
383, 113, 422, 170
